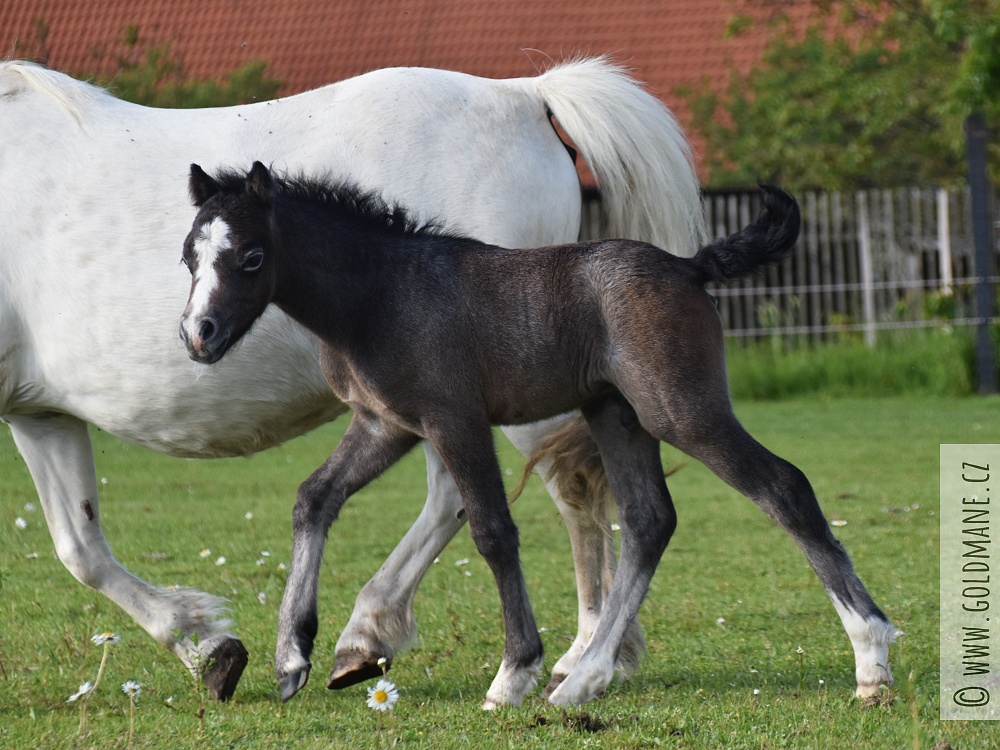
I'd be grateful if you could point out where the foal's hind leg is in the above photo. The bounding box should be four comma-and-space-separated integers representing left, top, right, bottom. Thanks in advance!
549, 395, 677, 706
423, 418, 544, 709
275, 412, 420, 701
673, 412, 899, 697
503, 417, 646, 696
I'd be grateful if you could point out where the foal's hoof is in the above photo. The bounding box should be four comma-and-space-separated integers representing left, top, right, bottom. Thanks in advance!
202, 637, 249, 702
279, 666, 311, 702
328, 650, 390, 690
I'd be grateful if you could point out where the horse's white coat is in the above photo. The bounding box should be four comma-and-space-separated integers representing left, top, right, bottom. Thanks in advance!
0, 58, 706, 704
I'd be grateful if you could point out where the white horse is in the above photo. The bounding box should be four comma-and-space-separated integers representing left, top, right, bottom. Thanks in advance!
0, 57, 707, 704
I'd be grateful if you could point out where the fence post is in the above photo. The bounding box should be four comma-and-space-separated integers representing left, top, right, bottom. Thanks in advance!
965, 112, 997, 394
936, 188, 953, 294
856, 191, 876, 347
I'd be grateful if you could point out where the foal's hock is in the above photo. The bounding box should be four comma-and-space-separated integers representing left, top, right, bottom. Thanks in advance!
180, 162, 898, 707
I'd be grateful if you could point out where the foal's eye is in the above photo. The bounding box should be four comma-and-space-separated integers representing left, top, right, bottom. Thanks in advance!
241, 249, 265, 273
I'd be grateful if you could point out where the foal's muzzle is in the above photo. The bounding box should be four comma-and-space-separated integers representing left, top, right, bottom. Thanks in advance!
179, 315, 231, 365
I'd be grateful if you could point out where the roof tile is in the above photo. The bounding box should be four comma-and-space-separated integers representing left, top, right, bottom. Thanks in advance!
1, 0, 823, 174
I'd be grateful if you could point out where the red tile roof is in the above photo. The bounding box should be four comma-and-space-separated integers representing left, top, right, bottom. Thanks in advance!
1, 0, 822, 174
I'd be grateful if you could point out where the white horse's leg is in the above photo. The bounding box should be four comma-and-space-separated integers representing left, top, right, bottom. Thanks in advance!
330, 440, 467, 687
6, 413, 247, 700
501, 415, 646, 695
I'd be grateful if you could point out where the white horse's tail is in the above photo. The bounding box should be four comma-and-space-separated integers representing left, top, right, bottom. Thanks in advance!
532, 56, 707, 257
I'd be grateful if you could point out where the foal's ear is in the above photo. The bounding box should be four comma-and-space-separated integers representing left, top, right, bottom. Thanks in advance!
246, 161, 273, 206
189, 164, 221, 206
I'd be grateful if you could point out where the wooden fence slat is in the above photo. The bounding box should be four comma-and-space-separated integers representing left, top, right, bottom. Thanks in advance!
580, 184, 999, 343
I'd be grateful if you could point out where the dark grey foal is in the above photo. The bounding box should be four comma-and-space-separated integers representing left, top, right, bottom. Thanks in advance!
179, 162, 898, 707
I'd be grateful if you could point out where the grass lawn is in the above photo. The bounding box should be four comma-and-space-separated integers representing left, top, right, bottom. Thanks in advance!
1, 395, 997, 748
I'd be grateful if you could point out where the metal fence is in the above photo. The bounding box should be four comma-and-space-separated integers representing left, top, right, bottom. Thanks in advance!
582, 186, 1000, 344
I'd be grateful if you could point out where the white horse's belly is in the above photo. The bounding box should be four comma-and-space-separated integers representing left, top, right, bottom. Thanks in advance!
0, 62, 580, 458
28, 301, 345, 457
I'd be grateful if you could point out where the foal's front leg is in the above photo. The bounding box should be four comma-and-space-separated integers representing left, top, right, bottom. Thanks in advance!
424, 419, 544, 709
275, 413, 420, 701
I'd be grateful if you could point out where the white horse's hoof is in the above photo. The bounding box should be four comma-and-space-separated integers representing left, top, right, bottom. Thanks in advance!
328, 650, 390, 690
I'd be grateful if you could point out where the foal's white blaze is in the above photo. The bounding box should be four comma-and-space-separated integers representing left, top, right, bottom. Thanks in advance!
829, 596, 902, 696
184, 217, 231, 346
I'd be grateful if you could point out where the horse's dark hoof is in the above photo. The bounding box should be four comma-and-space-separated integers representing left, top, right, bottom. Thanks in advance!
328, 651, 390, 690
202, 637, 249, 702
541, 673, 566, 699
279, 666, 311, 702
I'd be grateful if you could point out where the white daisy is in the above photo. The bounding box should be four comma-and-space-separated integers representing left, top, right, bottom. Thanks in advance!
122, 680, 142, 699
91, 632, 120, 645
67, 681, 93, 702
366, 678, 399, 712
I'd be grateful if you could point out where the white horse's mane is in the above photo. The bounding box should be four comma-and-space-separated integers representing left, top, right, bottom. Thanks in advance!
1, 60, 108, 126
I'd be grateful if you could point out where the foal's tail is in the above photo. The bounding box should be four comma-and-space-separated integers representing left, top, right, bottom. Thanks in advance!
689, 185, 800, 284
532, 56, 708, 257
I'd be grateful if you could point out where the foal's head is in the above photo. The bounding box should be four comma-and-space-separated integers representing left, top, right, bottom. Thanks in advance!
180, 162, 276, 364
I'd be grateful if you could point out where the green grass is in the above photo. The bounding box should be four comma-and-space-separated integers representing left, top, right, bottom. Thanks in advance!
726, 328, 978, 399
1, 395, 997, 748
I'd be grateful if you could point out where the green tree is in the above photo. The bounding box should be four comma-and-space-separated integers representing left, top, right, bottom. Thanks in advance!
685, 0, 1000, 189
90, 25, 282, 108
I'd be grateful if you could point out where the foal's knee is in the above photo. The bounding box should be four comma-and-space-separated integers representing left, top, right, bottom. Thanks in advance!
468, 515, 520, 567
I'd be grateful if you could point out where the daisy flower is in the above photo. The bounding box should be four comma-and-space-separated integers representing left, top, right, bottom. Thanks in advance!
122, 680, 142, 699
257, 592, 267, 605
92, 632, 120, 645
215, 556, 226, 566
199, 548, 212, 558
366, 679, 399, 712
14, 517, 27, 529
67, 682, 93, 702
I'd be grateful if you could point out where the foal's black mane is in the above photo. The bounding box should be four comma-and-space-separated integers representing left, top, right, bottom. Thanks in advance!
213, 167, 459, 239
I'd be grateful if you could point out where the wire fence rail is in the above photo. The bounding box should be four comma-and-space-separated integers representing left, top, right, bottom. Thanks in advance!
582, 186, 1000, 345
